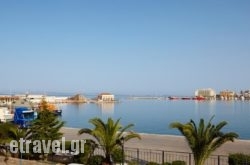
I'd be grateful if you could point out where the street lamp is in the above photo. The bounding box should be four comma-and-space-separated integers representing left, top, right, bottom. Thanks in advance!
121, 137, 125, 165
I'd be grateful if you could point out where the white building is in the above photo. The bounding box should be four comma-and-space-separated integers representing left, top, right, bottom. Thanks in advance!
195, 88, 216, 100
97, 93, 115, 102
15, 94, 68, 103
27, 94, 45, 103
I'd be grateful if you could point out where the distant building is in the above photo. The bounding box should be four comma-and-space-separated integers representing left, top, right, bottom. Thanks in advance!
12, 99, 34, 109
0, 95, 19, 105
97, 93, 115, 102
17, 94, 67, 103
241, 90, 250, 100
28, 94, 45, 103
15, 94, 45, 104
219, 90, 236, 100
245, 90, 250, 97
195, 88, 216, 100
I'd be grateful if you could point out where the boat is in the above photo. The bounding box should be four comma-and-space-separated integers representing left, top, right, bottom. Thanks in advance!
192, 96, 205, 101
53, 109, 62, 116
181, 97, 192, 100
168, 96, 180, 100
0, 107, 14, 122
13, 107, 36, 128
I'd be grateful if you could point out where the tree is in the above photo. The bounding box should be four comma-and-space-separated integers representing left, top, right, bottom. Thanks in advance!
38, 98, 48, 111
78, 117, 141, 165
7, 125, 28, 158
0, 122, 17, 144
0, 122, 16, 160
38, 98, 56, 111
0, 122, 27, 160
27, 109, 64, 160
170, 117, 238, 165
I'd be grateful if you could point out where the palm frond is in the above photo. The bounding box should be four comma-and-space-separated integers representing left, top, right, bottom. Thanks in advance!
78, 128, 92, 135
78, 117, 140, 162
170, 117, 238, 165
124, 131, 141, 141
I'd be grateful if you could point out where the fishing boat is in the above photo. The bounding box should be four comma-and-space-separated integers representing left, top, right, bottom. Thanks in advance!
0, 107, 14, 122
168, 96, 180, 100
192, 96, 205, 101
13, 107, 35, 128
181, 97, 192, 100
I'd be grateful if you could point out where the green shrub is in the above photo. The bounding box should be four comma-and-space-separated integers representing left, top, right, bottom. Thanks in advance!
127, 160, 139, 165
146, 162, 160, 165
73, 139, 96, 164
162, 162, 172, 165
229, 153, 250, 165
88, 155, 105, 165
172, 160, 186, 165
112, 147, 124, 163
60, 140, 74, 151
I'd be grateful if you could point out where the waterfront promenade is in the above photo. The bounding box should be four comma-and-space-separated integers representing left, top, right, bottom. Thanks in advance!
61, 127, 250, 156
1, 127, 250, 165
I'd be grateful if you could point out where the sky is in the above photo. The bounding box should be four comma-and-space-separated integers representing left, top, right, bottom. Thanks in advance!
0, 0, 250, 95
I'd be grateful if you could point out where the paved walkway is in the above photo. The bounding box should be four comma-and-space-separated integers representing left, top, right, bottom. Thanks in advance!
61, 127, 250, 155
0, 157, 62, 165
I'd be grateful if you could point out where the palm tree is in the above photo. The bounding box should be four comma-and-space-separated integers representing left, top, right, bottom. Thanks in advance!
8, 126, 28, 158
0, 122, 15, 160
78, 117, 141, 165
0, 122, 27, 160
170, 117, 238, 165
0, 122, 16, 144
75, 139, 99, 164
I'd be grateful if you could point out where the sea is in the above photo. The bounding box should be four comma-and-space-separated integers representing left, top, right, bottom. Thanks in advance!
58, 96, 250, 140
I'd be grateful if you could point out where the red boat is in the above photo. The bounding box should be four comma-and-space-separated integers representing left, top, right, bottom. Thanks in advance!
192, 96, 205, 101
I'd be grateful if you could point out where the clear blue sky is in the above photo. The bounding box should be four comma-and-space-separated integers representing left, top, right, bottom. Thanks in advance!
0, 0, 250, 95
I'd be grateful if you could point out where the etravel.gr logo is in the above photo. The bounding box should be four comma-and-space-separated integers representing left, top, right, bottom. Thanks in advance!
9, 137, 86, 155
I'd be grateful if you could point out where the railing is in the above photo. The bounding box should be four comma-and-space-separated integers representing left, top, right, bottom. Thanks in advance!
94, 147, 229, 165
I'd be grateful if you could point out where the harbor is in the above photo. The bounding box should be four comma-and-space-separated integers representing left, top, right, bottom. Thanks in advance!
59, 98, 250, 139
1, 1, 250, 164
1, 90, 250, 139
0, 92, 117, 124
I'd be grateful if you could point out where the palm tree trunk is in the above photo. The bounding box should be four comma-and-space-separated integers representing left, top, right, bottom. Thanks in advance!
102, 153, 112, 165
194, 156, 206, 165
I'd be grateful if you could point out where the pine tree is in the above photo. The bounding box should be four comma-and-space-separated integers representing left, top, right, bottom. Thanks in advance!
27, 109, 64, 160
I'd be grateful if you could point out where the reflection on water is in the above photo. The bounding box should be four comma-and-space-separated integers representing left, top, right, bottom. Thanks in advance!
97, 102, 115, 114
194, 100, 216, 116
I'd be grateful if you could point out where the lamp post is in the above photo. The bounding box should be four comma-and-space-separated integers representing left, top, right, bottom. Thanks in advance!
20, 142, 23, 165
20, 147, 22, 165
121, 137, 125, 165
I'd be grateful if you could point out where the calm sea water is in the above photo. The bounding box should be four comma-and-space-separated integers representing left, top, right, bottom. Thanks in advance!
59, 98, 250, 140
